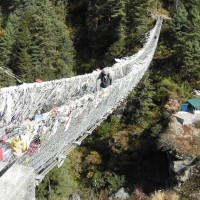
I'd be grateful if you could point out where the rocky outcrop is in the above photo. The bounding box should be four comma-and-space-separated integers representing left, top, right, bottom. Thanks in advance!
69, 193, 81, 200
161, 115, 200, 155
109, 188, 129, 200
167, 151, 197, 187
163, 113, 200, 187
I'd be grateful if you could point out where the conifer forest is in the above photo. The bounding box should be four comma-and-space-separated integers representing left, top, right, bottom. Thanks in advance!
0, 0, 200, 199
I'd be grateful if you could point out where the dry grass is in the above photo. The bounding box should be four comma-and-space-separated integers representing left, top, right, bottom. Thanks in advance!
164, 96, 180, 113
158, 117, 200, 157
127, 189, 180, 200
150, 190, 180, 200
151, 9, 172, 20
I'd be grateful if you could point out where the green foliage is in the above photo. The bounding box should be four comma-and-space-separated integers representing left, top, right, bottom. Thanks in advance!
36, 160, 79, 200
123, 73, 156, 127
25, 0, 75, 81
154, 22, 174, 60
91, 171, 125, 193
105, 171, 125, 192
0, 13, 19, 68
0, 0, 75, 85
157, 77, 192, 102
74, 58, 99, 75
12, 10, 33, 82
68, 0, 159, 70
105, 23, 126, 64
1, 0, 199, 198
0, 13, 19, 86
104, 0, 127, 63
97, 115, 121, 139
125, 0, 156, 54
0, 7, 2, 27
0, 70, 16, 87
92, 171, 107, 189
86, 0, 128, 61
170, 1, 200, 85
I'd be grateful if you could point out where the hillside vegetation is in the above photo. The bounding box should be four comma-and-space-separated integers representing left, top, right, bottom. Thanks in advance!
1, 0, 200, 199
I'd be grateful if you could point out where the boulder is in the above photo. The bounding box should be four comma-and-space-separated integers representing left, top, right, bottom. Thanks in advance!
109, 188, 129, 200
69, 193, 81, 200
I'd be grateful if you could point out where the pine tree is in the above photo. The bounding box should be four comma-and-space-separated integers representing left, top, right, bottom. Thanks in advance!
104, 0, 128, 63
125, 0, 156, 54
181, 1, 200, 82
0, 0, 74, 84
27, 0, 74, 81
171, 1, 200, 85
0, 0, 36, 86
0, 13, 20, 68
86, 0, 123, 59
0, 7, 2, 27
123, 73, 156, 126
12, 10, 33, 82
0, 13, 20, 86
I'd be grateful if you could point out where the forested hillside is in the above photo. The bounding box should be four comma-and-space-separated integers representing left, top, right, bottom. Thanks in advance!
0, 0, 74, 86
1, 0, 200, 199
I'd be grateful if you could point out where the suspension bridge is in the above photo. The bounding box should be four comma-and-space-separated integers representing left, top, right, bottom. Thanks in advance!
0, 16, 163, 199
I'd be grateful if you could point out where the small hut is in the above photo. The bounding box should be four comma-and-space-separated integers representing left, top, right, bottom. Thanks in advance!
188, 98, 200, 115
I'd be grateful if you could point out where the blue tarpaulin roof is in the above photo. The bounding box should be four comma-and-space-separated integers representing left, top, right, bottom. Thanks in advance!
188, 98, 200, 108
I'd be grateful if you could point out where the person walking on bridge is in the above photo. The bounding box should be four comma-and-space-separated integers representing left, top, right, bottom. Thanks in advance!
96, 69, 112, 90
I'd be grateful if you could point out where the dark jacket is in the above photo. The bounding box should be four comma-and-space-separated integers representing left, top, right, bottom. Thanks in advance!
99, 73, 112, 88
